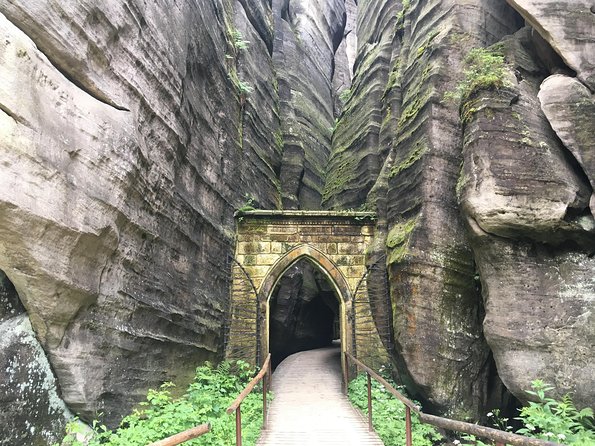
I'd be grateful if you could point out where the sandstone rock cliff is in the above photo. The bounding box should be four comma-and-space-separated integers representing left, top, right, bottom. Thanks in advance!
324, 0, 594, 419
0, 0, 357, 439
0, 0, 593, 441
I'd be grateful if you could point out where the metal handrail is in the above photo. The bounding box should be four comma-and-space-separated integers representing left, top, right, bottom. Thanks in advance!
226, 354, 272, 446
344, 352, 564, 446
146, 423, 211, 446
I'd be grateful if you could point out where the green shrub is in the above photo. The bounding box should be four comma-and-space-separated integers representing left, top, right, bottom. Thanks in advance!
230, 29, 250, 51
444, 45, 509, 102
55, 361, 268, 446
348, 373, 442, 446
461, 380, 595, 446
339, 88, 352, 102
515, 380, 595, 445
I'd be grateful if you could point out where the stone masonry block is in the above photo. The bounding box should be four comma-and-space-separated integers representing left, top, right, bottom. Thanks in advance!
343, 265, 366, 279
270, 242, 290, 254
243, 265, 272, 279
237, 241, 270, 254
333, 225, 361, 236
267, 225, 298, 234
338, 242, 365, 255
267, 234, 301, 243
361, 225, 374, 235
256, 254, 280, 266
298, 226, 333, 235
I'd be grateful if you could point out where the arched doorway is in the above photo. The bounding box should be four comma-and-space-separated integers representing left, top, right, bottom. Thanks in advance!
257, 245, 352, 371
268, 258, 340, 367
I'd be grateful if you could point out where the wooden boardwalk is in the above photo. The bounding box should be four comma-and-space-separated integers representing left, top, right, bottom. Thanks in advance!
257, 347, 384, 446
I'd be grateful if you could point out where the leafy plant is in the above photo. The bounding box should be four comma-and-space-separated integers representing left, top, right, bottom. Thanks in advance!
515, 380, 595, 445
229, 70, 254, 95
230, 28, 250, 51
348, 373, 442, 446
54, 361, 268, 446
396, 0, 411, 30
444, 45, 509, 102
339, 88, 352, 102
237, 194, 256, 213
459, 381, 595, 446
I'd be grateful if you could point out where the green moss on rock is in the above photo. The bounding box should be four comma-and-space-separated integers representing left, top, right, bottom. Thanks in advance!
389, 141, 426, 178
386, 217, 418, 264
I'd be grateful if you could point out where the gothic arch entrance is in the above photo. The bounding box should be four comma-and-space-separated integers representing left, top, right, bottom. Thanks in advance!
258, 245, 352, 368
225, 210, 388, 371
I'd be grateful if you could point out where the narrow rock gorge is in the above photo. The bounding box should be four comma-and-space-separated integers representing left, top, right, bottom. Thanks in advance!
0, 0, 593, 442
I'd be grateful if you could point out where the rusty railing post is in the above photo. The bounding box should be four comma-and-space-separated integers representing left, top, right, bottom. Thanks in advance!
235, 405, 242, 446
405, 405, 412, 446
367, 372, 373, 432
262, 367, 268, 430
343, 352, 349, 395
268, 356, 272, 389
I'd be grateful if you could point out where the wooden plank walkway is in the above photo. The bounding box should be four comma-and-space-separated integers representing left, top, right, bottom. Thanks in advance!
257, 347, 384, 445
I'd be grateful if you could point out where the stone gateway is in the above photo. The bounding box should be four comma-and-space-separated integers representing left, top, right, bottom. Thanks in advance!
226, 210, 390, 372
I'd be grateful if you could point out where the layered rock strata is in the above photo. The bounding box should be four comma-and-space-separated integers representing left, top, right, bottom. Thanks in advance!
459, 28, 595, 409
0, 0, 348, 435
324, 0, 593, 417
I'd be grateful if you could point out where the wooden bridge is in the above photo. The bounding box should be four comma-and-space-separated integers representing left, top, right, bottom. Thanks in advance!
256, 346, 383, 445
152, 346, 563, 446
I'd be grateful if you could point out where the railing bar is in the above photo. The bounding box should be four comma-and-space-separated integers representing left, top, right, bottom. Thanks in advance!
345, 352, 420, 413
405, 406, 412, 446
235, 405, 242, 446
263, 367, 268, 430
146, 423, 211, 446
345, 352, 564, 446
226, 354, 271, 414
418, 413, 563, 446
343, 352, 349, 395
367, 372, 373, 432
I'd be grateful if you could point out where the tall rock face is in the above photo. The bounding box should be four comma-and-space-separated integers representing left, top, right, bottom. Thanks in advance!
0, 0, 286, 434
325, 0, 525, 419
0, 0, 353, 437
459, 27, 595, 409
273, 0, 346, 209
324, 0, 594, 419
0, 0, 593, 439
322, 0, 397, 209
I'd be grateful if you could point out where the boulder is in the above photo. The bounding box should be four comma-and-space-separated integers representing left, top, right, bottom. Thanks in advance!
539, 74, 595, 211
1, 272, 72, 445
460, 29, 595, 408
506, 0, 595, 90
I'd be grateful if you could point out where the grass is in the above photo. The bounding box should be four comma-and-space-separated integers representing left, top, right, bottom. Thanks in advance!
444, 45, 509, 102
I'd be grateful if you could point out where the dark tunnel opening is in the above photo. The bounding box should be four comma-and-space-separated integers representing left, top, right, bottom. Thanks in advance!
269, 258, 341, 368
